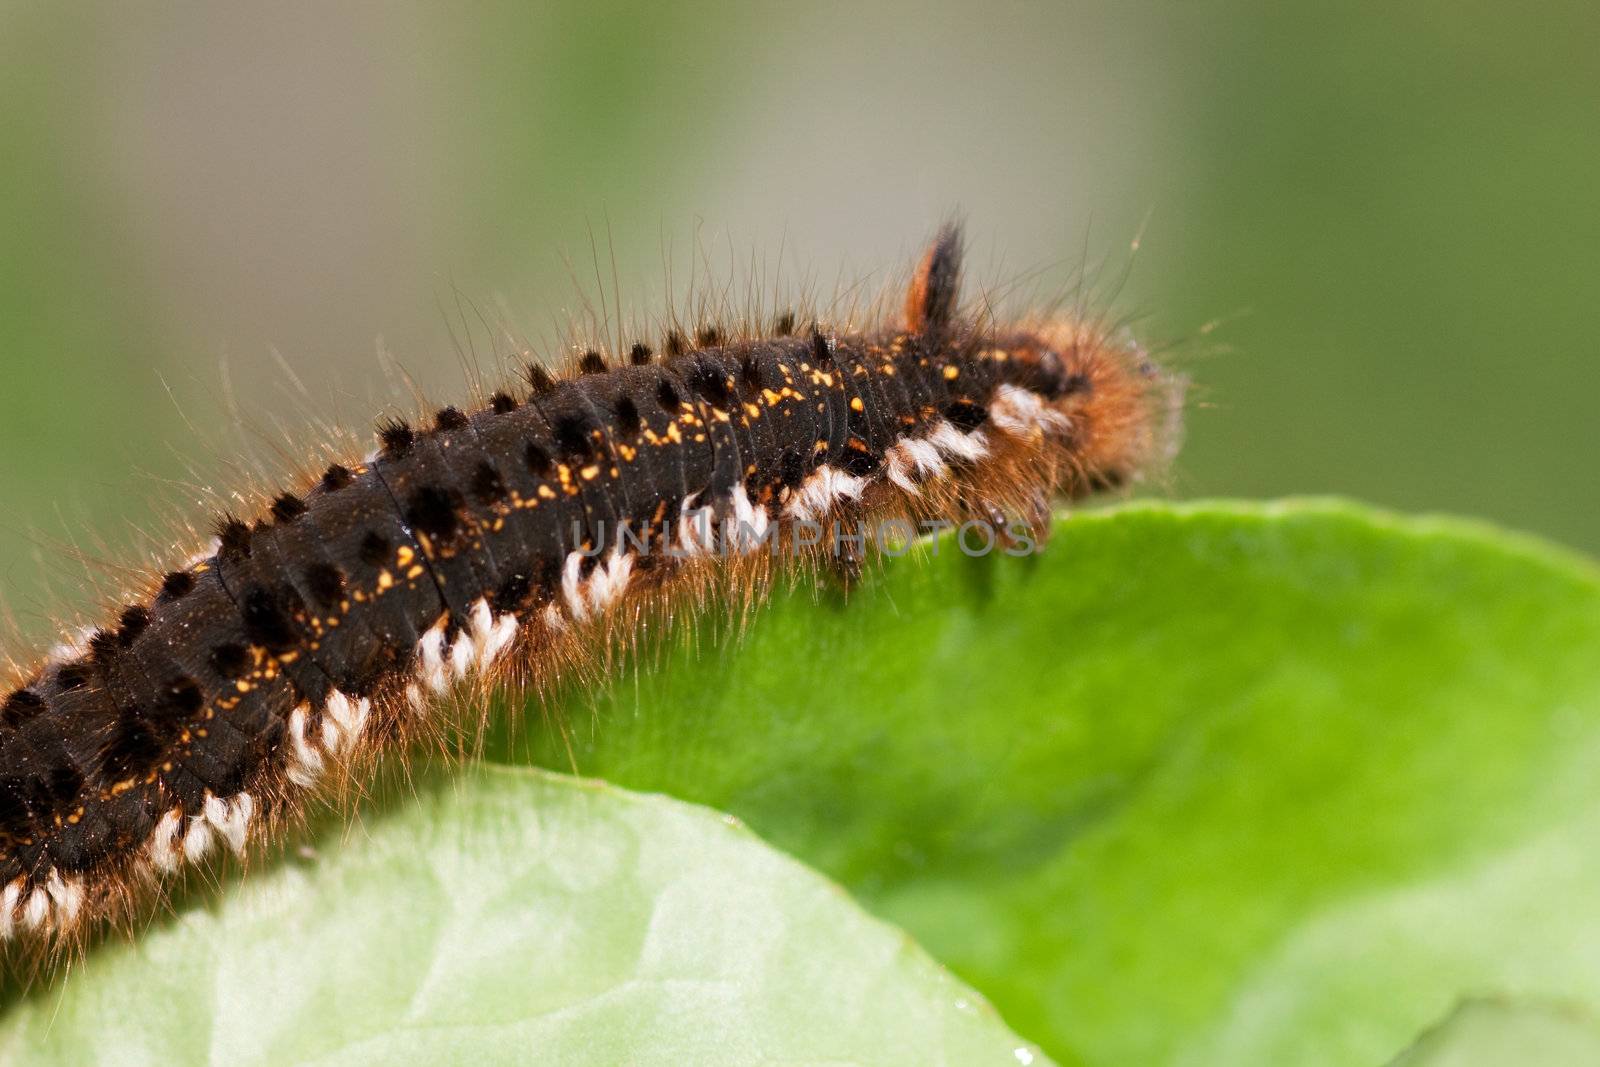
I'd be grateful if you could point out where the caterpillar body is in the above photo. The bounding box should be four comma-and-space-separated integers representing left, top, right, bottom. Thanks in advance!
0, 226, 1178, 952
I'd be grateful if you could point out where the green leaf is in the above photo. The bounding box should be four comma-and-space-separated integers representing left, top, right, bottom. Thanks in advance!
1385, 998, 1600, 1066
0, 768, 1047, 1066
485, 499, 1600, 1067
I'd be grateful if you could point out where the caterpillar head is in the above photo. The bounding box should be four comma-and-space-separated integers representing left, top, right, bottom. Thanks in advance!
1004, 321, 1184, 496
904, 225, 1185, 499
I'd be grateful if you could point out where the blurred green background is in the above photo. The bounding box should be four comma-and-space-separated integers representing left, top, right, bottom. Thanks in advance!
1, 1, 1596, 644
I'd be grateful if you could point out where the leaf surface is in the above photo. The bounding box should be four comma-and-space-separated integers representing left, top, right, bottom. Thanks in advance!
490, 500, 1600, 1065
0, 768, 1045, 1067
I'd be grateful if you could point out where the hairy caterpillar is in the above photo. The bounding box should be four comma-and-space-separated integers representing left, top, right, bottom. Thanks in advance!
0, 225, 1179, 955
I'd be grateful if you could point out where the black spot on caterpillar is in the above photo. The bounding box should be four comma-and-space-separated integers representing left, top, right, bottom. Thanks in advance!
0, 224, 1181, 956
